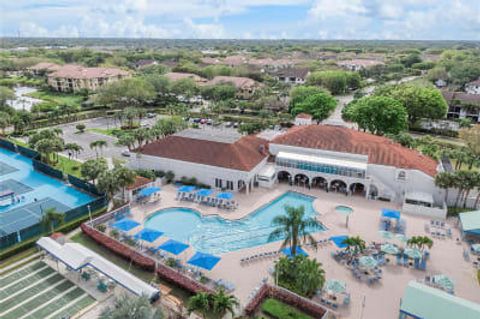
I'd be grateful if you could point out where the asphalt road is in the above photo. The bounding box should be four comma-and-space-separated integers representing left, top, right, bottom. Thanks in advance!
56, 116, 158, 161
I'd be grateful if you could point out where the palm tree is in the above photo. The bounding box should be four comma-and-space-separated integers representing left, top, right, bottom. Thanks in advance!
407, 236, 433, 251
268, 205, 321, 256
187, 292, 211, 319
99, 294, 162, 319
211, 288, 238, 317
116, 133, 136, 151
97, 170, 121, 206
342, 236, 366, 255
114, 166, 136, 201
90, 140, 108, 158
435, 171, 455, 204
41, 208, 64, 235
64, 142, 83, 159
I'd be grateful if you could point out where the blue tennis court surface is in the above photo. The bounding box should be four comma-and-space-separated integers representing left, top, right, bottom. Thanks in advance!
0, 147, 94, 237
0, 162, 18, 176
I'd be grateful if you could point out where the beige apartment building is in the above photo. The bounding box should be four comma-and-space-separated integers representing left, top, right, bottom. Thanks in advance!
47, 65, 130, 92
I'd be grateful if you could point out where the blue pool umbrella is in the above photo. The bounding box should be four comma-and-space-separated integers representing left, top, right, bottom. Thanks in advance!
112, 218, 140, 232
158, 239, 189, 255
329, 235, 349, 248
134, 228, 164, 243
138, 186, 161, 197
216, 192, 233, 200
178, 185, 195, 193
188, 252, 221, 270
381, 208, 401, 220
282, 246, 308, 257
196, 189, 213, 197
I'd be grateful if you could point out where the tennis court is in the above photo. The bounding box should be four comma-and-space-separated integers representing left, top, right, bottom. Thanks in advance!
0, 147, 94, 246
0, 260, 96, 319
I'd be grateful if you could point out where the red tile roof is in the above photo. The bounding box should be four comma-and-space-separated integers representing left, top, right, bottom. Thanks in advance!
164, 72, 207, 83
49, 64, 130, 79
138, 135, 269, 171
127, 176, 153, 190
272, 125, 438, 176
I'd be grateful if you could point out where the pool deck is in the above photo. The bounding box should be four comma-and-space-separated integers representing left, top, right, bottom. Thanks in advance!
127, 184, 480, 319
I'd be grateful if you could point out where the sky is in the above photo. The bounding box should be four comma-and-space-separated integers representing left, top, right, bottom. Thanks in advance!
1, 0, 479, 40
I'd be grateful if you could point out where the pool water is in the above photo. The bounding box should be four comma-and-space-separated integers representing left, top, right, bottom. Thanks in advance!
335, 205, 353, 215
0, 147, 94, 214
145, 191, 325, 254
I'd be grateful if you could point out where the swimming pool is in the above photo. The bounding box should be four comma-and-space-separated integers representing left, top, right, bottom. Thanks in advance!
0, 147, 94, 214
144, 191, 325, 254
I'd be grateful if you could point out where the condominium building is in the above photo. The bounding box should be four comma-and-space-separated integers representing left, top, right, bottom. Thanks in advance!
47, 65, 130, 92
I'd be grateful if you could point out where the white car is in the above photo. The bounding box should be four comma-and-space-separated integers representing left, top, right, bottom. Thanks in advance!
121, 150, 131, 157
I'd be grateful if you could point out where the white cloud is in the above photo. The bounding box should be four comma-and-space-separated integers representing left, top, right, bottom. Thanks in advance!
2, 0, 479, 39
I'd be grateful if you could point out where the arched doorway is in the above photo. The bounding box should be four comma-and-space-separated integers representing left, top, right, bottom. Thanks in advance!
349, 183, 366, 196
312, 176, 328, 190
277, 171, 292, 184
294, 174, 309, 187
330, 180, 347, 193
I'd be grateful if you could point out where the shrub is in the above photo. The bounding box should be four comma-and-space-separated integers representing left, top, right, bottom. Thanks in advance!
165, 257, 179, 268
110, 229, 119, 239
76, 123, 86, 133
95, 224, 106, 232
165, 171, 175, 183
261, 298, 312, 319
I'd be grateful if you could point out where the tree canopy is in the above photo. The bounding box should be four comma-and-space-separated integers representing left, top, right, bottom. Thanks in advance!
95, 77, 156, 108
307, 70, 361, 94
291, 90, 337, 121
374, 84, 447, 126
343, 96, 408, 135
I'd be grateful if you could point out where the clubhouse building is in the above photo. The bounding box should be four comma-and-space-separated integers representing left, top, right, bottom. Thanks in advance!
129, 125, 447, 218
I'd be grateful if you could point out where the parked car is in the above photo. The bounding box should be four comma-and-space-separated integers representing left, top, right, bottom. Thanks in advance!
121, 150, 131, 157
146, 113, 156, 118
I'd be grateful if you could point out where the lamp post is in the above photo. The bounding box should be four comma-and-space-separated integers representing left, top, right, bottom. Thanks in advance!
87, 204, 92, 224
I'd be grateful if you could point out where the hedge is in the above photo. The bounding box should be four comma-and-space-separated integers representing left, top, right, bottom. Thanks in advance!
261, 298, 312, 319
0, 206, 107, 261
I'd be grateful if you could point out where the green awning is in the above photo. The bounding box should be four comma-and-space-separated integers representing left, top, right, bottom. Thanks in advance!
459, 210, 480, 234
400, 281, 480, 319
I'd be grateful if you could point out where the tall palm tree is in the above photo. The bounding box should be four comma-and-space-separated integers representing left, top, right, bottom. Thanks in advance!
268, 205, 321, 256
187, 292, 211, 319
211, 288, 238, 317
41, 208, 64, 235
100, 294, 162, 319
342, 236, 366, 255
90, 140, 108, 158
114, 166, 136, 201
97, 170, 121, 206
435, 171, 455, 204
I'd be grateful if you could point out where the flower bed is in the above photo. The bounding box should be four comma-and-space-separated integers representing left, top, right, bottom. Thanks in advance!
244, 284, 329, 318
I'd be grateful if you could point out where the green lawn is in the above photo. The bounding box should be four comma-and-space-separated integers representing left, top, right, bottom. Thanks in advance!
88, 128, 123, 137
54, 155, 82, 177
70, 232, 191, 302
260, 298, 313, 319
27, 89, 84, 107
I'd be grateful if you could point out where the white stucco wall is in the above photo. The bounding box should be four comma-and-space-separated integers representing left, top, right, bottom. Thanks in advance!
128, 153, 268, 192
